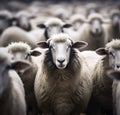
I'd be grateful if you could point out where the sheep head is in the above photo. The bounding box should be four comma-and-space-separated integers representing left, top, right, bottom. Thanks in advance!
0, 10, 13, 34
87, 13, 109, 36
38, 33, 87, 69
96, 39, 120, 71
7, 42, 41, 61
0, 48, 31, 97
37, 18, 72, 40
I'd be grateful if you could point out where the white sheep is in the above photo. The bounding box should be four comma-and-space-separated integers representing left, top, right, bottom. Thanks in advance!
36, 17, 72, 40
7, 42, 41, 115
0, 47, 31, 115
0, 17, 71, 48
34, 33, 92, 115
79, 13, 109, 50
64, 14, 87, 42
89, 39, 120, 115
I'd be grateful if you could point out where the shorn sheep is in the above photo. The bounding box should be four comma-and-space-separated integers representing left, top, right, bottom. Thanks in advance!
0, 47, 31, 115
7, 42, 41, 115
35, 33, 92, 115
79, 13, 109, 50
88, 39, 120, 115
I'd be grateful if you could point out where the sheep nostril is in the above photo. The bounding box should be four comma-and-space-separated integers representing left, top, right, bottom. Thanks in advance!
116, 65, 120, 68
57, 59, 65, 64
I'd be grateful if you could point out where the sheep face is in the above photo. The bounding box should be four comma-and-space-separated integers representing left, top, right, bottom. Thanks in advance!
89, 19, 103, 36
15, 15, 32, 31
108, 48, 120, 71
46, 25, 62, 38
37, 23, 72, 40
96, 47, 120, 71
49, 38, 72, 69
38, 33, 88, 70
11, 51, 28, 60
8, 42, 41, 62
73, 21, 83, 31
111, 13, 120, 31
0, 48, 30, 97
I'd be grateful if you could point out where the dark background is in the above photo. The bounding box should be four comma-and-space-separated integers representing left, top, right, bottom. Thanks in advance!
0, 0, 120, 3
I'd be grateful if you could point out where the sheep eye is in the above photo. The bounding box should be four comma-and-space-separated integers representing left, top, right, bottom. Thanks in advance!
25, 54, 29, 59
109, 51, 114, 57
50, 45, 53, 49
50, 45, 55, 50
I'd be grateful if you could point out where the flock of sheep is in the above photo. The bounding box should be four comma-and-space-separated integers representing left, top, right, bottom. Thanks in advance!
0, 0, 120, 115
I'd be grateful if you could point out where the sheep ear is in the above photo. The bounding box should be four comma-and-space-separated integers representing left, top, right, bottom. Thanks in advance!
37, 24, 46, 28
11, 60, 31, 71
107, 70, 120, 80
96, 48, 107, 55
37, 42, 49, 48
62, 24, 72, 28
72, 41, 88, 49
30, 50, 41, 56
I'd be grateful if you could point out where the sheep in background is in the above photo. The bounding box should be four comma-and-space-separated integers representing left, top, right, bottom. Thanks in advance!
79, 13, 109, 50
37, 17, 72, 40
35, 33, 92, 115
64, 14, 87, 42
0, 10, 13, 35
0, 47, 31, 115
104, 9, 120, 42
0, 17, 72, 48
13, 10, 35, 31
89, 39, 120, 115
0, 27, 37, 48
69, 14, 86, 31
7, 42, 41, 115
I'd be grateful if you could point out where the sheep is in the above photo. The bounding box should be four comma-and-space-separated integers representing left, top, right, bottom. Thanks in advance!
34, 33, 92, 115
107, 70, 120, 115
81, 50, 102, 76
0, 47, 31, 115
64, 14, 87, 42
79, 13, 109, 50
104, 9, 120, 42
0, 17, 71, 48
0, 10, 13, 35
88, 39, 120, 115
7, 42, 41, 115
37, 17, 72, 40
13, 10, 34, 31
0, 26, 37, 48
69, 14, 86, 31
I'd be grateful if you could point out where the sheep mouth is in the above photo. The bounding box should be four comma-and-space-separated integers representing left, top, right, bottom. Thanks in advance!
57, 64, 66, 69
91, 31, 103, 36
